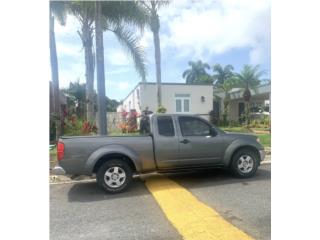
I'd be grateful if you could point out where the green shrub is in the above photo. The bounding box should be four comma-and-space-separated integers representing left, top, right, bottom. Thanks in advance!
156, 106, 167, 113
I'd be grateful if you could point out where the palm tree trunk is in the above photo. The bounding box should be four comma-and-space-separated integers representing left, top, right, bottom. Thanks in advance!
49, 12, 62, 141
82, 21, 95, 122
151, 8, 162, 108
95, 1, 107, 135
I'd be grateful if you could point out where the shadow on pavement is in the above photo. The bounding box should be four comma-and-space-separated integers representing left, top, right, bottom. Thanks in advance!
67, 166, 270, 202
167, 166, 271, 189
68, 179, 149, 203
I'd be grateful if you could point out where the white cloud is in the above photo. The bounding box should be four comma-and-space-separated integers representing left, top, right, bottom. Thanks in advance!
105, 49, 131, 66
108, 80, 130, 91
55, 16, 80, 37
57, 42, 83, 58
159, 0, 270, 64
58, 63, 85, 88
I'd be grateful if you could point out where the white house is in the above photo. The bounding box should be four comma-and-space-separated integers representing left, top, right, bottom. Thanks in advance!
117, 82, 213, 120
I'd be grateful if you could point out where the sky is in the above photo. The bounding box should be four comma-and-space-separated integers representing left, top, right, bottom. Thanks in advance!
54, 0, 271, 101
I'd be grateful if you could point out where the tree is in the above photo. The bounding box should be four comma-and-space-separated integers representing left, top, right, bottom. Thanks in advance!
141, 1, 170, 108
50, 1, 68, 141
235, 64, 264, 125
215, 78, 236, 125
68, 1, 148, 123
212, 64, 235, 124
182, 60, 211, 84
212, 64, 234, 85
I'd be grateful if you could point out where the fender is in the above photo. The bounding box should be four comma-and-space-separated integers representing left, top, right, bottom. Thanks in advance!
222, 138, 261, 167
83, 144, 142, 174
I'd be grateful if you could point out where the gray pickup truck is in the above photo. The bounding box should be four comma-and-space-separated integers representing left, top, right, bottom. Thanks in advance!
53, 114, 265, 193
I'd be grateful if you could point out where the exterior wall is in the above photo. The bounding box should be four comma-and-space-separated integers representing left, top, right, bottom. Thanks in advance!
117, 83, 213, 121
117, 85, 142, 113
140, 84, 213, 120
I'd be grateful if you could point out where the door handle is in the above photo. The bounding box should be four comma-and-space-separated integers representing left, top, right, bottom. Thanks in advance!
180, 139, 190, 144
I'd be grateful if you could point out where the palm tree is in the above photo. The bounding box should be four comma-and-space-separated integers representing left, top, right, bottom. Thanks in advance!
49, 1, 68, 141
141, 1, 170, 108
68, 1, 148, 123
212, 64, 234, 85
215, 78, 236, 125
211, 64, 235, 124
182, 60, 211, 84
235, 64, 264, 125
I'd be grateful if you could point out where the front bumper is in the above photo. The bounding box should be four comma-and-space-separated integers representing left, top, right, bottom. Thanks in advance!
52, 165, 66, 175
259, 149, 266, 162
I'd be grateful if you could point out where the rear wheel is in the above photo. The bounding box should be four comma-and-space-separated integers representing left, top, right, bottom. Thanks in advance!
96, 160, 133, 193
230, 148, 259, 178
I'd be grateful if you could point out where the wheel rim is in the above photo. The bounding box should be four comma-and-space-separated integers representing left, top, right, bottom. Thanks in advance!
104, 166, 126, 188
237, 155, 254, 173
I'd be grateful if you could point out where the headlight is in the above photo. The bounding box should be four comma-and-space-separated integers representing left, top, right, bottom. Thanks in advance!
256, 137, 261, 143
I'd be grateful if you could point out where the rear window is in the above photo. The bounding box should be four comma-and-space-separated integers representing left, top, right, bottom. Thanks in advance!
157, 116, 175, 137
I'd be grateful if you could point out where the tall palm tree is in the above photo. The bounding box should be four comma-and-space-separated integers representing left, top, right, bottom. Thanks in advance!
212, 64, 234, 85
141, 1, 169, 108
182, 60, 211, 84
68, 1, 148, 123
236, 64, 264, 125
94, 1, 148, 134
49, 1, 68, 141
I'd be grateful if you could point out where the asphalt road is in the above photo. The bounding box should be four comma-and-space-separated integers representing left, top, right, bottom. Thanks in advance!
50, 164, 271, 240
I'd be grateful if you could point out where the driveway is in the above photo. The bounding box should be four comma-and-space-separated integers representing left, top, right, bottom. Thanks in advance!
50, 164, 271, 240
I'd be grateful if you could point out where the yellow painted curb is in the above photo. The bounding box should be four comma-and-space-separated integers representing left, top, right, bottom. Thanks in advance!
145, 176, 254, 240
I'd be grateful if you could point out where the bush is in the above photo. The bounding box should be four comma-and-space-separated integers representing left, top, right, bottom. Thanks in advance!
63, 115, 98, 136
156, 106, 167, 113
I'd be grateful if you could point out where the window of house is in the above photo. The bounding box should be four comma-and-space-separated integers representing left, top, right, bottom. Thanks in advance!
157, 116, 175, 137
175, 94, 190, 113
179, 116, 211, 136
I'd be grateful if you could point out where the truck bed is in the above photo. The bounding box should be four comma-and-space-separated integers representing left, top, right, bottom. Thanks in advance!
59, 135, 155, 175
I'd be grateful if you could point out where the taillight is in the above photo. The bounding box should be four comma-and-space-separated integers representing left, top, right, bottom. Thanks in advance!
57, 141, 65, 161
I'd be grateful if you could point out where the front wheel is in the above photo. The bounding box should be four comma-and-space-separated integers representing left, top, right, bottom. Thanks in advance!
230, 149, 259, 178
96, 160, 133, 193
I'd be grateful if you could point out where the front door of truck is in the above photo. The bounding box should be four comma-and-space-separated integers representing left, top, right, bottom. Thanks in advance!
177, 116, 224, 166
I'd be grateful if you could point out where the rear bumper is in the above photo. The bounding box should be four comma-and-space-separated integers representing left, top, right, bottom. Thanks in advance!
259, 150, 266, 162
52, 165, 66, 175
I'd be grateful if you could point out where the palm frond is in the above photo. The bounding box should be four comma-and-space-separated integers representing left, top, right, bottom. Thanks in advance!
50, 0, 69, 25
108, 25, 147, 82
101, 1, 149, 31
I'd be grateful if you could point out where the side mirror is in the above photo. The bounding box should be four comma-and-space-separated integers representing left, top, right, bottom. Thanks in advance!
211, 127, 218, 137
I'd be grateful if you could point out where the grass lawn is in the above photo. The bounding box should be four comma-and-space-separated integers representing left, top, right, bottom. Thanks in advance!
220, 126, 271, 148
256, 133, 271, 147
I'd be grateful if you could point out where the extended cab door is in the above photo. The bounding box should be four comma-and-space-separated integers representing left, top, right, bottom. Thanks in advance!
176, 116, 225, 166
152, 115, 181, 169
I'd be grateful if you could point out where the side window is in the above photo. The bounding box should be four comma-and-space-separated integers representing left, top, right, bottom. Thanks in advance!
179, 117, 211, 136
157, 116, 175, 137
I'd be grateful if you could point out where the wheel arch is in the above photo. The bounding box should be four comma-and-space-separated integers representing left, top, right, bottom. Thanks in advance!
84, 144, 142, 174
223, 141, 261, 167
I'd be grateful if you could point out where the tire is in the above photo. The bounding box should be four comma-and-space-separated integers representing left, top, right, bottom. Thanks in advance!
96, 160, 133, 193
230, 148, 259, 178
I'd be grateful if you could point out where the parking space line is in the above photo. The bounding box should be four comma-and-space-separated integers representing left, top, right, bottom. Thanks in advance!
145, 176, 254, 240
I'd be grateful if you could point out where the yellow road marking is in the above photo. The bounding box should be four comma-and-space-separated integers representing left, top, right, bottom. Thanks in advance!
145, 176, 254, 240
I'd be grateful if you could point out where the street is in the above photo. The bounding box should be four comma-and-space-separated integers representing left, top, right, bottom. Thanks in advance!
50, 164, 271, 240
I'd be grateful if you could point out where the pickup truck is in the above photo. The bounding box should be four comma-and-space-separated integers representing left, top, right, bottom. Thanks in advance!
53, 114, 265, 193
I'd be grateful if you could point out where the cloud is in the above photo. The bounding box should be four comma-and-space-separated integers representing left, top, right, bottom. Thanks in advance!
58, 63, 85, 88
159, 0, 270, 64
105, 49, 131, 66
108, 80, 130, 91
57, 42, 83, 58
55, 16, 80, 37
